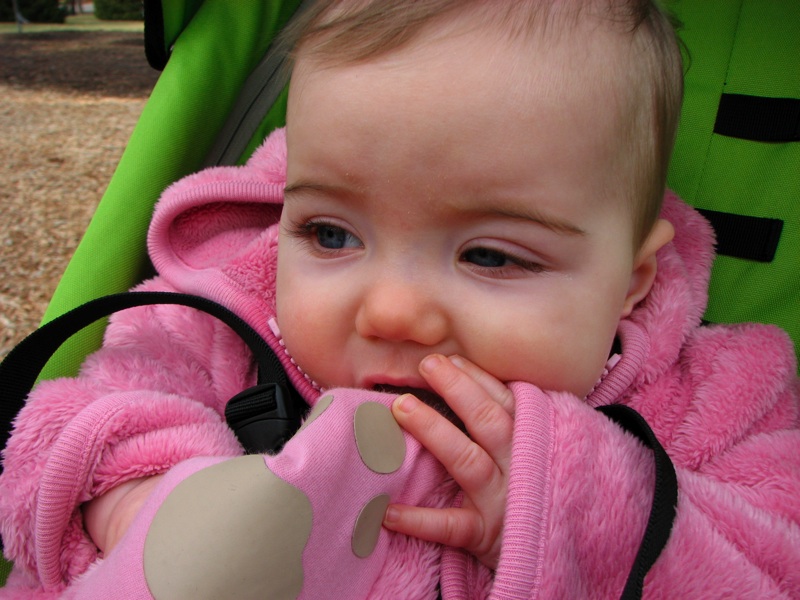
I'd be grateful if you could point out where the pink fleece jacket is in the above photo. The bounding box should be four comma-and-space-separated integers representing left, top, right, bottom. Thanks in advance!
1, 129, 798, 598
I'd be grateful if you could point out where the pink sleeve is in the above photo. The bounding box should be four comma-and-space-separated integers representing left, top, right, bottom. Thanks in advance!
0, 278, 247, 590
494, 385, 657, 599
442, 382, 800, 599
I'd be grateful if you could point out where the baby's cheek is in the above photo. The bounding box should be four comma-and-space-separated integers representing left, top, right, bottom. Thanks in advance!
276, 308, 348, 392
472, 330, 590, 396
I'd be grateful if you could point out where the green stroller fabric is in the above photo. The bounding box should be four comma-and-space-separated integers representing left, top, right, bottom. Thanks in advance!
667, 0, 800, 371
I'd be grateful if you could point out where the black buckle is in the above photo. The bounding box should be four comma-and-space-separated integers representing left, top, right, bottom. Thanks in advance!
225, 383, 303, 454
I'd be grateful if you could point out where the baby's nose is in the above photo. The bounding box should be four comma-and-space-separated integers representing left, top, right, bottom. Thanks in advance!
354, 276, 448, 346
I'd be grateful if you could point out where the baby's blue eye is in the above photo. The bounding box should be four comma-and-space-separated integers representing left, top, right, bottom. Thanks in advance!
462, 247, 509, 268
316, 224, 360, 249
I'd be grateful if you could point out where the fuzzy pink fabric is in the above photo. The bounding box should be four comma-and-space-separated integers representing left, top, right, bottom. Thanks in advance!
1, 128, 798, 598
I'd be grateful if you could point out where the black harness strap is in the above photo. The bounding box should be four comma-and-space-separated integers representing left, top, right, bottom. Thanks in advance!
596, 404, 679, 600
0, 291, 306, 476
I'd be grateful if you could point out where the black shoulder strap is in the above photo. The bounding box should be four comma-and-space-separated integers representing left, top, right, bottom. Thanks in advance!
0, 291, 307, 476
596, 404, 678, 600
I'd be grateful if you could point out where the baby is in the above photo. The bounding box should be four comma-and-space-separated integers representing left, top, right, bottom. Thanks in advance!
1, 0, 798, 598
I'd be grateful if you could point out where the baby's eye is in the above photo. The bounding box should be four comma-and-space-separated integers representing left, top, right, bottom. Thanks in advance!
286, 219, 363, 254
461, 247, 510, 268
314, 224, 360, 249
460, 246, 545, 276
306, 222, 363, 252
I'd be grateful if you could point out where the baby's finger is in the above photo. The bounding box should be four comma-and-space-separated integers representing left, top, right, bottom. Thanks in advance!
383, 503, 487, 557
419, 354, 513, 464
448, 355, 515, 416
392, 394, 502, 496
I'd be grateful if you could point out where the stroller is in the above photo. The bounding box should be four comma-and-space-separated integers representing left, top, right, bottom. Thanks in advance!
1, 0, 799, 589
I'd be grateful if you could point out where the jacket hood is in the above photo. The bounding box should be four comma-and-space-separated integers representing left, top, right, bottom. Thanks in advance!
148, 128, 718, 405
147, 128, 322, 400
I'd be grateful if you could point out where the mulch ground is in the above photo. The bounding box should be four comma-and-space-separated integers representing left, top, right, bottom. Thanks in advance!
0, 30, 159, 359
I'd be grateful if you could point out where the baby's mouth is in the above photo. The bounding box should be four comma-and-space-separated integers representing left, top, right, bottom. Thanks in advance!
373, 385, 443, 408
372, 385, 461, 427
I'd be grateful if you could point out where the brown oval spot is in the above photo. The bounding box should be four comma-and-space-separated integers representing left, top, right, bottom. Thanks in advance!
352, 494, 391, 558
354, 402, 406, 474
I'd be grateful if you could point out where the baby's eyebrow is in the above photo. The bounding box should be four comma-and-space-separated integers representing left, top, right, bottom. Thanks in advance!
469, 206, 587, 236
283, 181, 350, 198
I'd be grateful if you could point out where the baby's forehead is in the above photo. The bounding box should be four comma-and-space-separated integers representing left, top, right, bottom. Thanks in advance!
291, 8, 637, 148
292, 3, 645, 127
288, 13, 637, 172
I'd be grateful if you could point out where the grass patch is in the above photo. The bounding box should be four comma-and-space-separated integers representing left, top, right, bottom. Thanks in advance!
0, 13, 143, 34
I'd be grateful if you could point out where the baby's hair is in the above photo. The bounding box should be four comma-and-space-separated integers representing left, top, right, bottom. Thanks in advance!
279, 0, 683, 248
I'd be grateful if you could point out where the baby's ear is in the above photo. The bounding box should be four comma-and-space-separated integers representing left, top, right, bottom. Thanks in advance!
621, 219, 675, 317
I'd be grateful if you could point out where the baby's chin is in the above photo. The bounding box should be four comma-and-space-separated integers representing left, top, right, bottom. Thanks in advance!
372, 385, 465, 431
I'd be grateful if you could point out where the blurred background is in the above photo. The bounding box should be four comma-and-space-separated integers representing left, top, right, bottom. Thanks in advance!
1, 0, 158, 360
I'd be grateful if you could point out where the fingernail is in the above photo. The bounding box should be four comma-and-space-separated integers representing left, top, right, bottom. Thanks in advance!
395, 394, 419, 413
419, 354, 442, 374
449, 355, 466, 369
384, 505, 399, 525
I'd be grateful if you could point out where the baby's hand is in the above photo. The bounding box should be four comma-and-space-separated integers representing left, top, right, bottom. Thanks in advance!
383, 354, 514, 570
83, 474, 164, 554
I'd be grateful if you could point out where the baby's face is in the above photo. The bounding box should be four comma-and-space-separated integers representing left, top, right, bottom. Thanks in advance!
277, 19, 654, 398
